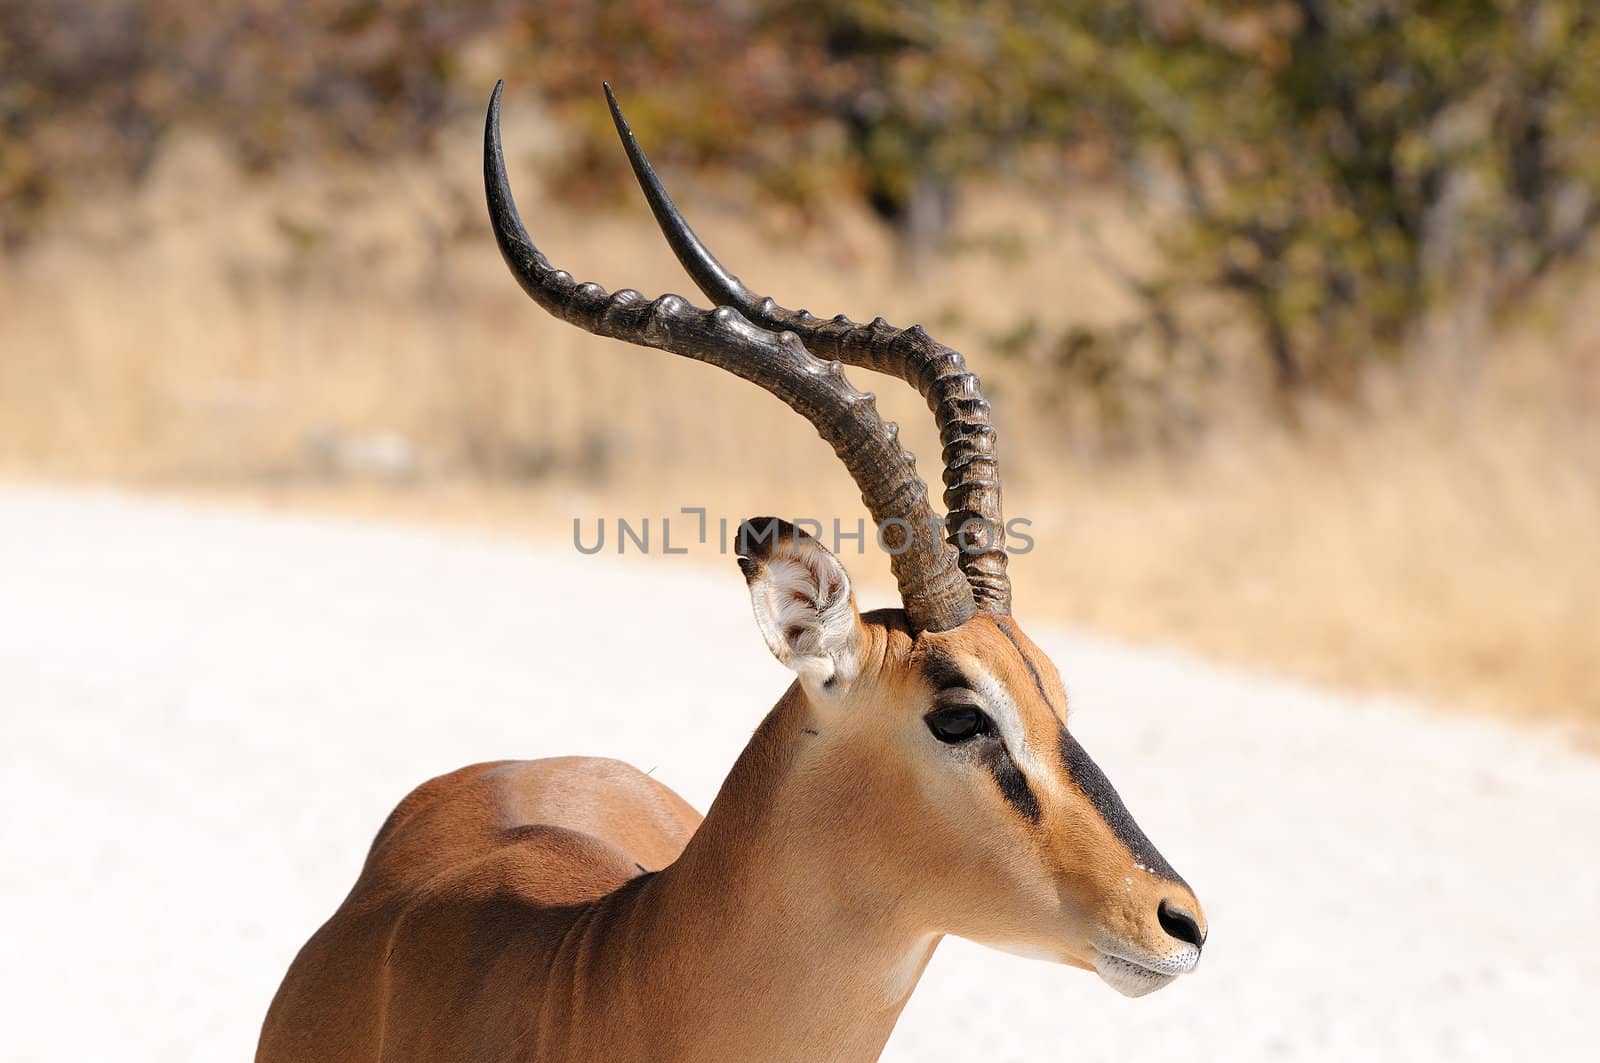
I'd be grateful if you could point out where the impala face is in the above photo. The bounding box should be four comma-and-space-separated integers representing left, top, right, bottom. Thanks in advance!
739, 521, 1207, 997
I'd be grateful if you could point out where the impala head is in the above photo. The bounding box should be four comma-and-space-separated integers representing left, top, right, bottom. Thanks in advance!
486, 81, 1206, 997
735, 519, 1205, 996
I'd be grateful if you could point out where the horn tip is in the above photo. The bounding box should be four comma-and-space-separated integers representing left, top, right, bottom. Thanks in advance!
603, 81, 631, 138
486, 80, 506, 139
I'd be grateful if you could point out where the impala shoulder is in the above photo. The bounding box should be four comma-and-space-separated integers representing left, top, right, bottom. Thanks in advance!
484, 757, 702, 869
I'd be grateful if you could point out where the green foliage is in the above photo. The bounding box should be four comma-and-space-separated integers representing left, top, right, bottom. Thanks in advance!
1064, 0, 1600, 385
5, 0, 1599, 393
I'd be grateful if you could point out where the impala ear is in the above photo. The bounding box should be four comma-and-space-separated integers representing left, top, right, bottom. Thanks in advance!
736, 517, 863, 694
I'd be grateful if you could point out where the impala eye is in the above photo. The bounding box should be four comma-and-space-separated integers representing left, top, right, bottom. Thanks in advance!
925, 704, 992, 744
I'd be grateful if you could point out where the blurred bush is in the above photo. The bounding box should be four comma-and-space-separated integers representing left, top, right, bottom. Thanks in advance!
1074, 0, 1600, 388
4, 0, 1598, 394
0, 0, 496, 241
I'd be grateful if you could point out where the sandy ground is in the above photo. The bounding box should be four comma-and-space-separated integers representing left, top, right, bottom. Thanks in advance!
2, 487, 1595, 1061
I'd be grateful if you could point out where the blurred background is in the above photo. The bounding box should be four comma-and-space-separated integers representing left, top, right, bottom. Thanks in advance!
4, 3, 1600, 1060
2, 0, 1597, 723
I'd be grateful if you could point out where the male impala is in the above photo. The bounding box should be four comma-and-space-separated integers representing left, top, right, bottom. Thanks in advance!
257, 82, 1207, 1063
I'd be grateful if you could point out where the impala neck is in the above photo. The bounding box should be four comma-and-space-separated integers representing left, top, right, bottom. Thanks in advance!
622, 680, 938, 1061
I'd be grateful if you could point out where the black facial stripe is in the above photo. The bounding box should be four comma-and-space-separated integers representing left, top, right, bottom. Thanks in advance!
983, 742, 1041, 824
920, 651, 970, 693
994, 617, 1057, 716
1057, 726, 1187, 887
922, 650, 1038, 822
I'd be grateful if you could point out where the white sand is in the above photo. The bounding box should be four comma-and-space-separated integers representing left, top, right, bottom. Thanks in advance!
2, 487, 1594, 1061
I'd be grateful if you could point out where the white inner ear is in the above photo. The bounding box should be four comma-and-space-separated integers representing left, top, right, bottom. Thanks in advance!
747, 547, 860, 694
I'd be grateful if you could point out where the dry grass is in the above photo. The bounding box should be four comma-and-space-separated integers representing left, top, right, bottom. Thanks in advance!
2, 117, 1596, 724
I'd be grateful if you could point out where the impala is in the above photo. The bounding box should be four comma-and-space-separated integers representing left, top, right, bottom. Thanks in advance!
257, 82, 1208, 1063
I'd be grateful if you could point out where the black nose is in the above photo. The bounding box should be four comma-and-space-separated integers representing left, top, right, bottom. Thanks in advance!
1157, 899, 1205, 948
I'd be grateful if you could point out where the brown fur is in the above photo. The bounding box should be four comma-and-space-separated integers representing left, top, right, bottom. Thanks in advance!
258, 606, 1205, 1063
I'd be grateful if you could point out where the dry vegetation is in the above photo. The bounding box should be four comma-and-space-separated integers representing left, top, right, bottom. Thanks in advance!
2, 113, 1596, 725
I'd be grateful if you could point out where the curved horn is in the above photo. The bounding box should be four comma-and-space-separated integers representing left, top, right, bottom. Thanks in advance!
602, 84, 1011, 615
485, 83, 975, 633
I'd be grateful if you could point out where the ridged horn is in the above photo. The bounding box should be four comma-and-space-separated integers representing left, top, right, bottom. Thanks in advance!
485, 82, 976, 633
602, 84, 1011, 614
